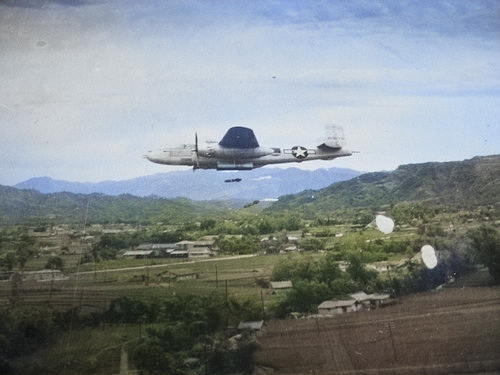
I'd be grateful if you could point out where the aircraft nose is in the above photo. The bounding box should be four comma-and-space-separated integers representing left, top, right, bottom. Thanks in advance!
145, 149, 169, 163
144, 150, 156, 161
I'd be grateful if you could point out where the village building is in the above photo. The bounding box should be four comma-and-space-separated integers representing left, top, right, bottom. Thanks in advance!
152, 243, 177, 256
123, 243, 177, 258
318, 299, 357, 315
188, 247, 212, 258
123, 240, 215, 259
349, 291, 373, 311
122, 249, 154, 258
170, 271, 198, 281
238, 320, 264, 331
318, 292, 391, 316
176, 240, 214, 258
270, 280, 293, 292
280, 245, 298, 253
369, 293, 392, 307
21, 269, 68, 282
261, 235, 300, 254
156, 269, 198, 282
169, 249, 189, 258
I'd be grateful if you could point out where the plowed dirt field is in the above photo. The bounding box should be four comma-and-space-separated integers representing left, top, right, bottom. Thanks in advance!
255, 286, 500, 374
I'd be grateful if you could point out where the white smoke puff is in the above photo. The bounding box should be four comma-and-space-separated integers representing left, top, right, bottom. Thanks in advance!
421, 245, 438, 269
375, 215, 395, 234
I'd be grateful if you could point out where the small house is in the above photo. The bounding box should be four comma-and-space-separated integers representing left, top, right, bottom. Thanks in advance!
270, 280, 293, 291
123, 250, 154, 258
238, 320, 264, 331
152, 243, 177, 257
174, 240, 214, 258
318, 299, 357, 315
169, 249, 189, 258
21, 269, 68, 282
350, 291, 372, 311
318, 292, 392, 316
368, 293, 391, 307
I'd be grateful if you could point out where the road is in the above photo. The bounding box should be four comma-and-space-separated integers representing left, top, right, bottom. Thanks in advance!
72, 254, 258, 276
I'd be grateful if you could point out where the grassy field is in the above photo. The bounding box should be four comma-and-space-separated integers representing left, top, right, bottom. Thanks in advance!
0, 253, 284, 313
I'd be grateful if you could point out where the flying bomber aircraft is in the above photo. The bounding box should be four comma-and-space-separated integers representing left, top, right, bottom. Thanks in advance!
145, 124, 353, 170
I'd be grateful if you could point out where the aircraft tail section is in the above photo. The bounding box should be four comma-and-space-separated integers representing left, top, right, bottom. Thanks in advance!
219, 126, 260, 148
322, 124, 345, 149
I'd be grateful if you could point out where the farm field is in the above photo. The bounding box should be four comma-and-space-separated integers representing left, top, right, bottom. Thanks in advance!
254, 284, 500, 375
0, 253, 283, 313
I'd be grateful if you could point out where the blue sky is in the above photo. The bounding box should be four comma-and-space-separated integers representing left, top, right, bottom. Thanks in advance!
1, 0, 499, 185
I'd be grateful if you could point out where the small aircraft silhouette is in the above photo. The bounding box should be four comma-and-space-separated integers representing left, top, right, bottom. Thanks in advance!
145, 124, 352, 170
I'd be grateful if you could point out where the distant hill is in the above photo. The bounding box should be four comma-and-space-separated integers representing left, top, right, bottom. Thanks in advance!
3, 156, 499, 225
269, 155, 500, 213
13, 167, 361, 201
0, 186, 234, 226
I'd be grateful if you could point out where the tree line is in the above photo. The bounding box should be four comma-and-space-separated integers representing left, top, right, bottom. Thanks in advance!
0, 291, 262, 375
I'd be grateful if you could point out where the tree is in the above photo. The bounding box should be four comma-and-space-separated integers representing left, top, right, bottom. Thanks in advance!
14, 232, 36, 270
346, 253, 378, 288
0, 251, 16, 273
258, 217, 275, 234
299, 237, 324, 251
200, 218, 217, 231
45, 256, 64, 270
470, 225, 500, 282
129, 335, 184, 375
216, 235, 259, 255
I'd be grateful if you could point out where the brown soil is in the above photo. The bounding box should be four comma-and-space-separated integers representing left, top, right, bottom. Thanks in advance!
254, 286, 500, 374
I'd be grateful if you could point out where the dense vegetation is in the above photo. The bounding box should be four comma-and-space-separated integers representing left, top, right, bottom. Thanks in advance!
268, 222, 489, 318
0, 292, 262, 374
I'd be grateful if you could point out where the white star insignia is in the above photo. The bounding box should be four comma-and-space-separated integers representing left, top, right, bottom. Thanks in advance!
292, 146, 308, 159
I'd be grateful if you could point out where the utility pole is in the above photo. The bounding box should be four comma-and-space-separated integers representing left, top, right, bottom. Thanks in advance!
215, 265, 218, 288
225, 279, 228, 305
260, 289, 265, 320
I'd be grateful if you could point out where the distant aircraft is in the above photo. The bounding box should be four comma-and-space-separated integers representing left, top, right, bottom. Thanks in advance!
145, 124, 353, 170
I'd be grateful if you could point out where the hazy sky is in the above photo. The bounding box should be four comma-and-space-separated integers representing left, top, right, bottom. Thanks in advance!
1, 0, 499, 185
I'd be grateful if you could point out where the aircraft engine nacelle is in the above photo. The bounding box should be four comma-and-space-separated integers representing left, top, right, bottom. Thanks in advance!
323, 124, 345, 149
215, 147, 275, 159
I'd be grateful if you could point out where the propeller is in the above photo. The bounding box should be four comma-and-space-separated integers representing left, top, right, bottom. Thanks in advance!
193, 132, 199, 169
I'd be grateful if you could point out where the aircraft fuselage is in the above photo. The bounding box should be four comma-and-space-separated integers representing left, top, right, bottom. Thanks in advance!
145, 144, 352, 170
145, 125, 353, 170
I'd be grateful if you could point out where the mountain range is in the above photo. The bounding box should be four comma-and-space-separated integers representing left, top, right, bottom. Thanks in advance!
2, 155, 499, 226
271, 155, 500, 213
13, 167, 361, 201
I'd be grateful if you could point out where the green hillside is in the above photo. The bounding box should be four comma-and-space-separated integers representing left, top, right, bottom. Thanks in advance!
270, 155, 500, 216
0, 186, 233, 226
2, 155, 499, 226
